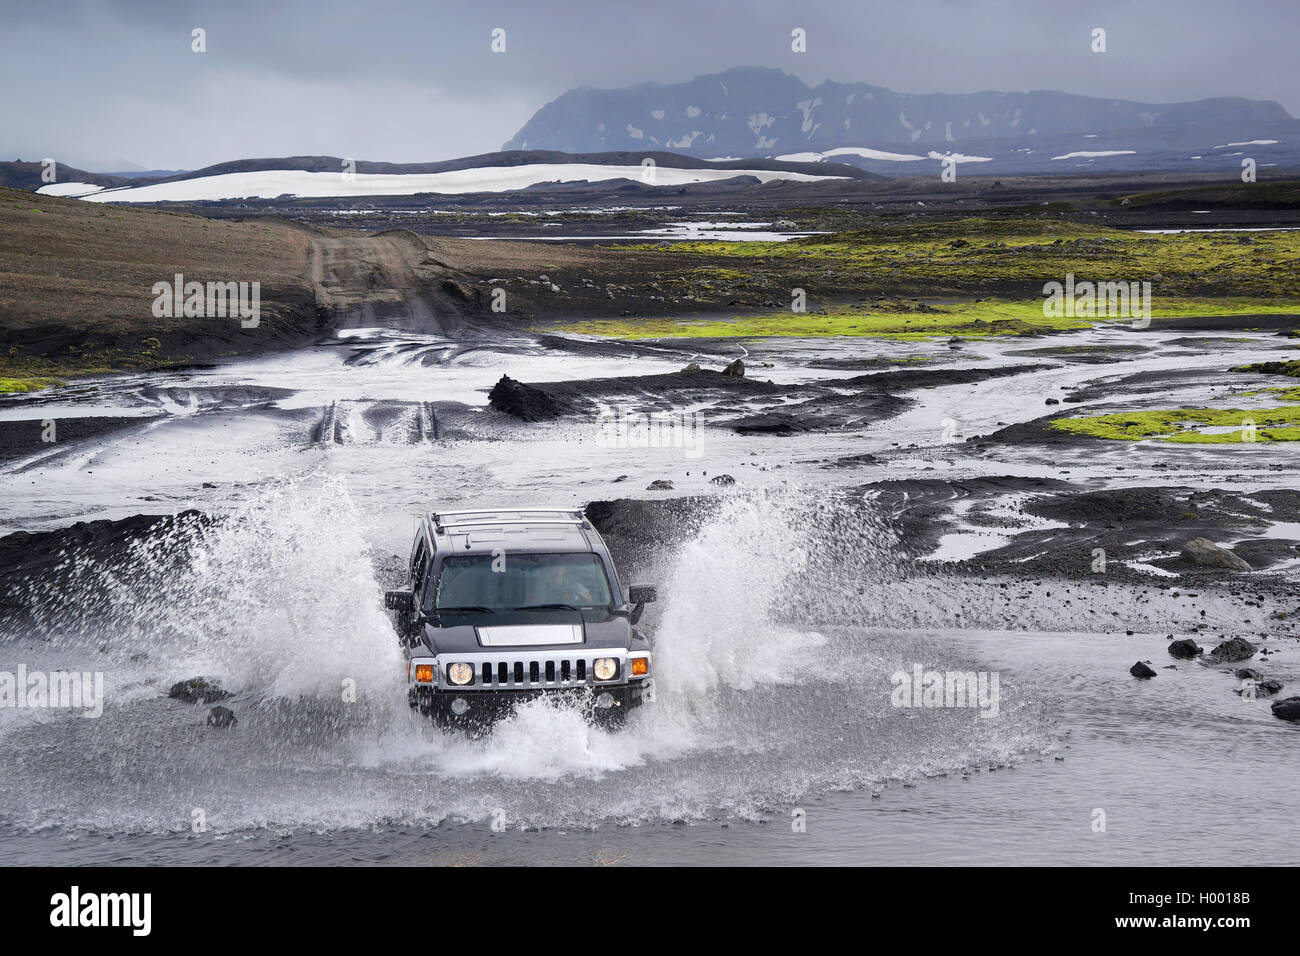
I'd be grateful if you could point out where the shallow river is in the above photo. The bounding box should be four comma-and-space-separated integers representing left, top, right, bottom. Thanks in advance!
1, 322, 1297, 864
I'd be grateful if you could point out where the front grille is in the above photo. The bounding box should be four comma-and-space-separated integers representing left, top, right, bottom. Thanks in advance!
461, 655, 607, 690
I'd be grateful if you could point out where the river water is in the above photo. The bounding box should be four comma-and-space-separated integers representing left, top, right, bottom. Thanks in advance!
1, 321, 1297, 864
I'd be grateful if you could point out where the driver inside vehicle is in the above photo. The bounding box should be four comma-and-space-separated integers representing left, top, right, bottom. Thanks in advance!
535, 561, 599, 606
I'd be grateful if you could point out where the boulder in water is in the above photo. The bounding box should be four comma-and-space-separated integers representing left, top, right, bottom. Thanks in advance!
1209, 637, 1257, 663
1167, 638, 1202, 659
1130, 661, 1157, 679
168, 677, 231, 704
206, 706, 238, 728
1178, 537, 1250, 571
1236, 679, 1283, 698
1270, 697, 1300, 722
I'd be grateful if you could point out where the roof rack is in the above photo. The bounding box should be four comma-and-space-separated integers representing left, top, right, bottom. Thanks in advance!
434, 508, 584, 519
431, 508, 587, 532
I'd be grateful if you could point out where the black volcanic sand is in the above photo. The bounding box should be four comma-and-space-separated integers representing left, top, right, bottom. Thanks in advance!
487, 361, 1058, 434
1004, 344, 1153, 363
0, 415, 159, 464
0, 512, 205, 632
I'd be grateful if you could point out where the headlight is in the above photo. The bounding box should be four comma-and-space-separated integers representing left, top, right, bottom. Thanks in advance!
593, 658, 618, 681
447, 662, 474, 686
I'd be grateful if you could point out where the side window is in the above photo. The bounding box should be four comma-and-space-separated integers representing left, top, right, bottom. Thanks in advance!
419, 559, 439, 609
412, 538, 429, 593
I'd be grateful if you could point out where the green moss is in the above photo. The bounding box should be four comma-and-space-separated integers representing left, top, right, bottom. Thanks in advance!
616, 217, 1300, 302
551, 296, 1298, 341
0, 377, 62, 393
1050, 406, 1300, 442
1232, 359, 1300, 377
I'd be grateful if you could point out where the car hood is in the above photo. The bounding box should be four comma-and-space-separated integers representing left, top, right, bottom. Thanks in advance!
421, 616, 633, 654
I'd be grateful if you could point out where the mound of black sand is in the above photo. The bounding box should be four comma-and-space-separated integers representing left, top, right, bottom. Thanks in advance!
488, 375, 586, 421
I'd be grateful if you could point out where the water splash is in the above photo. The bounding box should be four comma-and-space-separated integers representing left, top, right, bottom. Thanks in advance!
22, 475, 401, 703
1, 482, 1052, 834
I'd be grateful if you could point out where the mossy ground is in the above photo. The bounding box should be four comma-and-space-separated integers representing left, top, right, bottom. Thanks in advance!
1051, 358, 1300, 443
550, 218, 1299, 340
613, 216, 1300, 299
553, 296, 1297, 341
0, 376, 63, 393
1050, 407, 1300, 443
0, 347, 190, 393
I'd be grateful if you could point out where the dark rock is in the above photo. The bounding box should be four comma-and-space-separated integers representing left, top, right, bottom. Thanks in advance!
206, 706, 238, 728
168, 677, 231, 704
1236, 667, 1264, 681
1130, 661, 1157, 679
646, 479, 674, 491
1168, 638, 1202, 659
680, 362, 701, 373
721, 359, 745, 377
1178, 537, 1251, 571
1209, 637, 1258, 663
488, 375, 578, 422
1236, 678, 1283, 698
1270, 697, 1300, 721
709, 474, 736, 486
1045, 398, 1060, 405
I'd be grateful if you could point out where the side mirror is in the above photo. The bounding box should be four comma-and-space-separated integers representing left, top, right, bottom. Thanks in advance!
628, 585, 656, 625
385, 589, 414, 612
629, 585, 657, 605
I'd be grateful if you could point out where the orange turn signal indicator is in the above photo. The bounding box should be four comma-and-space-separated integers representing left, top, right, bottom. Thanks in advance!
631, 657, 649, 676
415, 664, 435, 683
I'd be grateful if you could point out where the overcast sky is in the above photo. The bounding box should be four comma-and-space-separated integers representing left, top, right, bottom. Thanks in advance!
3, 0, 1296, 171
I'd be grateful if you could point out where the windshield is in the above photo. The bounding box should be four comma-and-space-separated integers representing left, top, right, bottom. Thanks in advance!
432, 552, 614, 613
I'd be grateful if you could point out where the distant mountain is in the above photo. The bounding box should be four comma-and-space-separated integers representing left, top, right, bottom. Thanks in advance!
0, 160, 132, 192
505, 67, 1300, 176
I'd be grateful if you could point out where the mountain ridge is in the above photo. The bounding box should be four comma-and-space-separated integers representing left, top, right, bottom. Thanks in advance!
504, 66, 1298, 175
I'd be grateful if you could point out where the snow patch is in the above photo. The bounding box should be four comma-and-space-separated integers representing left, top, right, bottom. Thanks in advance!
776, 146, 926, 163
35, 182, 105, 198
80, 164, 849, 203
1051, 150, 1136, 160
927, 150, 993, 163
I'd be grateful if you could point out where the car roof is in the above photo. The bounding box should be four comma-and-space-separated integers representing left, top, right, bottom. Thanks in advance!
427, 509, 601, 555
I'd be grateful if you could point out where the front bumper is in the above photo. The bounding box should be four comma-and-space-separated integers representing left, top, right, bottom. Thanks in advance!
406, 649, 651, 725
408, 681, 648, 725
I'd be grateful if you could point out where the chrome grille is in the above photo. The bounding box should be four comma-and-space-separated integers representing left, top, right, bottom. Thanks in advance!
436, 650, 625, 690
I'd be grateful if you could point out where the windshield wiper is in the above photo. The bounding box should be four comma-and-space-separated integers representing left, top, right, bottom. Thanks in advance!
513, 603, 585, 612
435, 605, 496, 614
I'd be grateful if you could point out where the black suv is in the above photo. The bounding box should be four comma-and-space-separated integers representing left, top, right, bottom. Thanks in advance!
387, 508, 656, 728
